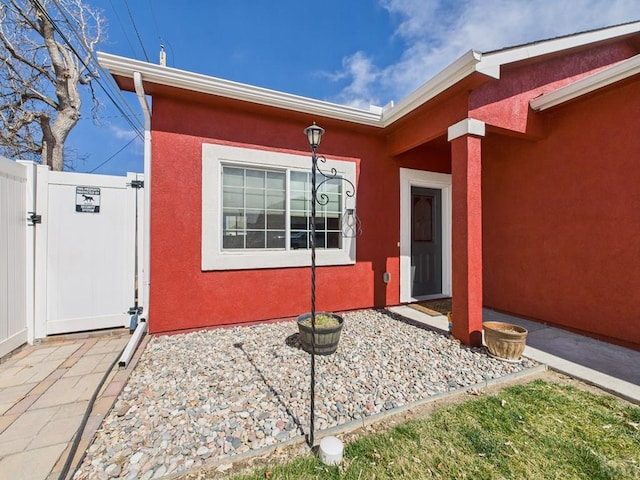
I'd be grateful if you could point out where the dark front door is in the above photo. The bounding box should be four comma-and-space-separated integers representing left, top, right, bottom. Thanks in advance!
411, 187, 442, 297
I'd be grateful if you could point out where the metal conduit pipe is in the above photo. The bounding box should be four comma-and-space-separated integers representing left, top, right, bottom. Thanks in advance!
116, 72, 152, 369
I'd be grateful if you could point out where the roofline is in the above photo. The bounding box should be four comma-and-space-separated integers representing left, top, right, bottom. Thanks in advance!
478, 21, 640, 75
97, 50, 489, 128
97, 21, 640, 129
97, 52, 383, 127
381, 49, 486, 124
530, 53, 640, 111
483, 20, 640, 56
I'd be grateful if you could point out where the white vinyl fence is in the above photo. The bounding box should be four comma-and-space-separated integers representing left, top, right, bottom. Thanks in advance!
0, 158, 32, 357
0, 158, 143, 357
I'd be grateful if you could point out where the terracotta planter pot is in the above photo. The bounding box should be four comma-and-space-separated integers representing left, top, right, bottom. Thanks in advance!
483, 321, 528, 361
297, 312, 344, 356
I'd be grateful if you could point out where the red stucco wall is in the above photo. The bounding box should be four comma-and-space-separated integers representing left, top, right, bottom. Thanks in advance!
148, 97, 448, 333
482, 78, 640, 347
143, 36, 639, 347
470, 43, 635, 135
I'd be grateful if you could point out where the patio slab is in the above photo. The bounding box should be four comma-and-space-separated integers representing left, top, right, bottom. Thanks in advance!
0, 330, 134, 480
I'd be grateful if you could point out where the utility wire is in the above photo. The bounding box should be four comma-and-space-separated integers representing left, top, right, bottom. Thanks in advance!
89, 136, 137, 173
108, 0, 137, 58
47, 0, 144, 140
124, 0, 149, 62
148, 0, 161, 40
148, 0, 168, 65
35, 0, 143, 140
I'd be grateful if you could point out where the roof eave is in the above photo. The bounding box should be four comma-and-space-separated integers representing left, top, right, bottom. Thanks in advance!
98, 51, 492, 129
97, 52, 383, 127
381, 50, 487, 126
480, 21, 640, 72
98, 21, 640, 129
530, 53, 640, 110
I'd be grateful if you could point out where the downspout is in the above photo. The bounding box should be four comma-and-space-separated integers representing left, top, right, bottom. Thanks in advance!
119, 72, 151, 367
134, 71, 151, 321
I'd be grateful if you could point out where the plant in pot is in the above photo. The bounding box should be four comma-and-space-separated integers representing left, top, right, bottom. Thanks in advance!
297, 312, 344, 356
483, 321, 528, 362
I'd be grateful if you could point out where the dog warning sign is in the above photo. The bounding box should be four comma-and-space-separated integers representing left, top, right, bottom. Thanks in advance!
76, 186, 101, 213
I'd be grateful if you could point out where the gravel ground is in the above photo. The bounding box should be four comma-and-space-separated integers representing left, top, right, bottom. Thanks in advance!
74, 309, 536, 480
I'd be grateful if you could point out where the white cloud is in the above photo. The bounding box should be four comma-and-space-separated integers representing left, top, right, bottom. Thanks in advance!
107, 124, 143, 158
109, 124, 138, 141
330, 0, 640, 107
329, 52, 382, 109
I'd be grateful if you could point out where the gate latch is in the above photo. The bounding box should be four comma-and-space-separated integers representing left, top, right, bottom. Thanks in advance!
27, 212, 41, 226
129, 180, 144, 189
128, 306, 144, 315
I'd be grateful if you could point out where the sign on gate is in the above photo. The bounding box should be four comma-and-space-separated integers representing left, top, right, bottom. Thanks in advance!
76, 186, 101, 213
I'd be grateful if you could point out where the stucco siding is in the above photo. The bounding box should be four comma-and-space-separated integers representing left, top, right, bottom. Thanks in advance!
482, 78, 640, 347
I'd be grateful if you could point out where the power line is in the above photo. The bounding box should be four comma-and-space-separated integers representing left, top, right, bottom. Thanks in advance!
148, 0, 161, 40
40, 0, 144, 140
148, 0, 168, 64
89, 136, 137, 173
49, 0, 142, 124
108, 0, 137, 58
124, 0, 149, 62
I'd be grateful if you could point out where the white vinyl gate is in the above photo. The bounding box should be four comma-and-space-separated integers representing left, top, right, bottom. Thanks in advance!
34, 167, 144, 337
0, 158, 143, 353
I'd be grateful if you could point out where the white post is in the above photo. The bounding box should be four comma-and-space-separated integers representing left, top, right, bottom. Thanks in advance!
18, 161, 37, 344
33, 164, 50, 340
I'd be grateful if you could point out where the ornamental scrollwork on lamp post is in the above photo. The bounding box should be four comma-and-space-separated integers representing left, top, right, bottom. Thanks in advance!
303, 122, 361, 448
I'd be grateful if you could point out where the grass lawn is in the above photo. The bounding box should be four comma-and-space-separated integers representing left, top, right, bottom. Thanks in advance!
225, 380, 639, 480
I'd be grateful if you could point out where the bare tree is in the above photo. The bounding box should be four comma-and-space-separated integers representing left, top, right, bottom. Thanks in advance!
0, 0, 103, 171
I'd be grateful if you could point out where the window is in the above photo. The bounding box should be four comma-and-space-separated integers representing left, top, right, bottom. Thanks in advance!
202, 143, 357, 270
222, 167, 286, 249
220, 167, 343, 251
290, 172, 343, 250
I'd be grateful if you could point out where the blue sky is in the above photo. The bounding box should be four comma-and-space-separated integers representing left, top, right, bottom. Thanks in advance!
68, 0, 640, 175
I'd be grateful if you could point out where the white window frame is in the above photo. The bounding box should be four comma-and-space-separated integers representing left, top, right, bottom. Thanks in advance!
202, 143, 357, 270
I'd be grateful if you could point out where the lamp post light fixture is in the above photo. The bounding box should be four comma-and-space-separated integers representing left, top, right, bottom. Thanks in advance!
305, 122, 325, 149
303, 122, 324, 448
304, 122, 362, 448
303, 122, 360, 448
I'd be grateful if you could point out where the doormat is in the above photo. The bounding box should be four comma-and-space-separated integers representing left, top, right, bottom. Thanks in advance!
409, 298, 452, 316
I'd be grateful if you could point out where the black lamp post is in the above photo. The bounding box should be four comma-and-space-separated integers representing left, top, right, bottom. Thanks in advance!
302, 122, 360, 448
304, 122, 324, 447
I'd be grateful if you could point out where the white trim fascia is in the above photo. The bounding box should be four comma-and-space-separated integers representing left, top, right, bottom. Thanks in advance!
530, 54, 640, 111
447, 118, 486, 141
98, 52, 382, 127
98, 21, 640, 130
399, 168, 452, 304
381, 50, 487, 124
98, 51, 490, 129
479, 21, 640, 74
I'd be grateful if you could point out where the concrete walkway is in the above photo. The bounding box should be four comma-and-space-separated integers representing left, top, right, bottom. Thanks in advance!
391, 305, 640, 404
0, 331, 137, 480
